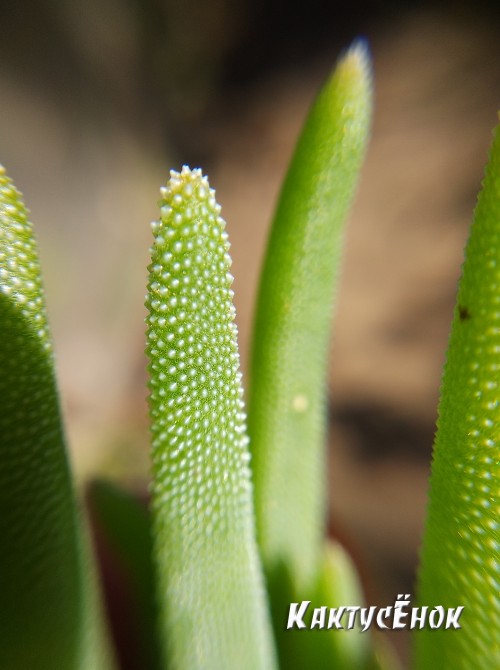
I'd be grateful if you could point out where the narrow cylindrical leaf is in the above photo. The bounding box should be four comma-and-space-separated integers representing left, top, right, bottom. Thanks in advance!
248, 41, 372, 593
414, 120, 500, 667
0, 165, 114, 669
146, 167, 277, 670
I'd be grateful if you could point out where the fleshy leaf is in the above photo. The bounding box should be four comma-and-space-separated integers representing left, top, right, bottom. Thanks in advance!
248, 40, 372, 595
414, 118, 500, 667
313, 542, 371, 669
88, 479, 161, 670
0, 165, 114, 669
146, 166, 277, 670
275, 541, 374, 670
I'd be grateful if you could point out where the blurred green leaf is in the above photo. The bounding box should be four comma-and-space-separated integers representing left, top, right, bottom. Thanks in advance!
89, 479, 161, 670
0, 165, 114, 669
272, 541, 375, 670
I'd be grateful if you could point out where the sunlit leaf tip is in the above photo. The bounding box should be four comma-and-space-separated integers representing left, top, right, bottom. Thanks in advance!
248, 40, 372, 597
146, 166, 276, 670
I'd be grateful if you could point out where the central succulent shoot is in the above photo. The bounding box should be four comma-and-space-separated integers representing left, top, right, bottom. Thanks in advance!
146, 167, 277, 670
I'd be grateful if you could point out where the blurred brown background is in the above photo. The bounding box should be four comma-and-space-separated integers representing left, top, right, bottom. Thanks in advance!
1, 1, 500, 665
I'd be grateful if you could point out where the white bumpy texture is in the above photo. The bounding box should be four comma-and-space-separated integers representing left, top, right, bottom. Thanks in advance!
146, 166, 276, 670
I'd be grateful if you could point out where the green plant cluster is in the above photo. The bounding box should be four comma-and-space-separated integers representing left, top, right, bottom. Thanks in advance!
0, 42, 499, 670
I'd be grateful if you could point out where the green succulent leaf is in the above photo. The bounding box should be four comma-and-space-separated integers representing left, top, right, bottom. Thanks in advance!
89, 479, 161, 670
312, 542, 371, 669
0, 165, 114, 669
248, 41, 372, 595
146, 166, 277, 670
275, 541, 373, 670
414, 118, 500, 668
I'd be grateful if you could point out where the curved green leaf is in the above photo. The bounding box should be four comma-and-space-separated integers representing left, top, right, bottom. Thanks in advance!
146, 166, 277, 670
248, 41, 372, 594
274, 541, 374, 670
0, 165, 114, 669
414, 118, 500, 668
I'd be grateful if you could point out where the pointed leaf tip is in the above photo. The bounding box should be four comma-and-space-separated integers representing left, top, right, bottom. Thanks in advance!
248, 38, 372, 596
